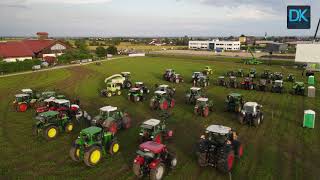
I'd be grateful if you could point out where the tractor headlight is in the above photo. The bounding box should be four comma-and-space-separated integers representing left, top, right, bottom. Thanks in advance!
150, 136, 154, 138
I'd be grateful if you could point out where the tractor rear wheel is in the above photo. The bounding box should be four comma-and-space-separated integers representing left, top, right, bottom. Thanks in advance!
203, 107, 209, 117
217, 148, 235, 173
197, 152, 208, 167
133, 163, 143, 178
84, 146, 102, 167
150, 163, 165, 180
70, 144, 81, 162
134, 96, 140, 102
238, 114, 245, 124
233, 140, 243, 159
253, 116, 261, 127
108, 140, 120, 155
170, 99, 175, 108
65, 122, 74, 133
44, 125, 59, 140
18, 103, 28, 112
117, 91, 122, 96
194, 107, 199, 115
169, 154, 177, 168
160, 100, 168, 110
122, 115, 131, 129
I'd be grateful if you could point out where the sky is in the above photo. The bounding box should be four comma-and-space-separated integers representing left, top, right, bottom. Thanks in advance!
0, 0, 319, 37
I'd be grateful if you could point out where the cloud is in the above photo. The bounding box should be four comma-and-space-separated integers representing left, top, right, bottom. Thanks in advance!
28, 0, 112, 4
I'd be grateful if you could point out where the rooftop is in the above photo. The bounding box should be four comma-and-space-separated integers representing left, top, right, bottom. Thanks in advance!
81, 126, 102, 135
139, 141, 165, 154
143, 119, 161, 126
100, 106, 117, 112
206, 125, 231, 134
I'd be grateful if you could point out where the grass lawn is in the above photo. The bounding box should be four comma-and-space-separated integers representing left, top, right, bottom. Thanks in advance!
0, 56, 319, 179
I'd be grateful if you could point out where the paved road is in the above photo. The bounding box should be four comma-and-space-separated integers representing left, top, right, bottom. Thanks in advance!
0, 56, 130, 78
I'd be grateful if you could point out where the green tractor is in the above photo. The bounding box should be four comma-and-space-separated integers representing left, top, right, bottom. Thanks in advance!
243, 47, 262, 65
227, 76, 238, 88
194, 98, 214, 117
69, 126, 120, 167
217, 76, 227, 86
260, 69, 271, 79
150, 91, 175, 110
203, 66, 213, 75
185, 87, 204, 105
139, 119, 173, 144
225, 93, 244, 113
194, 75, 210, 87
128, 87, 146, 102
120, 72, 133, 89
33, 111, 74, 140
100, 82, 122, 97
13, 93, 37, 112
292, 82, 305, 95
287, 74, 296, 82
91, 106, 131, 134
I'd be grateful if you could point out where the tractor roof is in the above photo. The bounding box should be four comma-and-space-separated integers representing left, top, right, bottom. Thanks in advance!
21, 89, 32, 93
100, 106, 117, 112
230, 76, 236, 79
39, 110, 59, 117
159, 84, 168, 88
275, 80, 283, 83
15, 93, 29, 97
190, 87, 201, 91
206, 125, 231, 135
42, 91, 55, 94
193, 72, 201, 74
130, 87, 140, 91
54, 99, 70, 104
244, 102, 258, 107
121, 72, 130, 74
143, 119, 161, 126
135, 82, 143, 85
139, 141, 165, 154
197, 97, 208, 102
155, 90, 166, 95
166, 69, 173, 71
295, 81, 304, 85
229, 93, 241, 97
81, 126, 102, 135
205, 66, 210, 68
44, 97, 56, 102
219, 76, 225, 78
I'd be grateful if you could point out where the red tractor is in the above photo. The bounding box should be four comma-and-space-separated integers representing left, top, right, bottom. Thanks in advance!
240, 77, 256, 90
36, 98, 81, 118
133, 141, 177, 180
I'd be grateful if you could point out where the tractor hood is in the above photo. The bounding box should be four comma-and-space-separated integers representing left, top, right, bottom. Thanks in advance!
91, 115, 102, 125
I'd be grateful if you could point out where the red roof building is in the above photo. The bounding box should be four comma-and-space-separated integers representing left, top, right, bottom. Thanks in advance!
0, 33, 70, 62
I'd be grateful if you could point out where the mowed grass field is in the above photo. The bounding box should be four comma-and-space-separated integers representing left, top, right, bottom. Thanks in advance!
0, 56, 319, 179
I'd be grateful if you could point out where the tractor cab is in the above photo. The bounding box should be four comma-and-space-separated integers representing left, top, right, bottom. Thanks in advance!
218, 76, 225, 80
99, 106, 120, 119
21, 89, 33, 96
192, 72, 203, 79
138, 141, 166, 157
204, 125, 235, 144
229, 76, 237, 82
287, 74, 295, 82
121, 72, 131, 79
129, 87, 142, 94
292, 82, 305, 95
261, 69, 271, 79
274, 80, 283, 87
236, 69, 244, 77
77, 126, 105, 146
139, 119, 163, 136
190, 87, 202, 95
242, 102, 261, 115
226, 93, 244, 112
196, 97, 208, 106
14, 94, 30, 103
135, 82, 144, 87
165, 69, 174, 75
35, 111, 61, 123
226, 93, 243, 103
154, 91, 167, 99
157, 84, 175, 94
273, 72, 283, 80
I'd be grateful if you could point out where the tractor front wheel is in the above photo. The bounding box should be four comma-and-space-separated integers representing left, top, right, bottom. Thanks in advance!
238, 114, 245, 124
84, 146, 102, 167
44, 125, 59, 140
150, 163, 165, 180
160, 100, 168, 110
69, 144, 81, 162
203, 107, 209, 117
107, 92, 112, 97
197, 152, 208, 167
133, 163, 143, 178
117, 91, 122, 96
253, 116, 261, 127
65, 122, 74, 133
108, 140, 120, 155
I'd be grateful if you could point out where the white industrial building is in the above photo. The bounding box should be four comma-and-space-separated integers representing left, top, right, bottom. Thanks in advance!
189, 40, 240, 51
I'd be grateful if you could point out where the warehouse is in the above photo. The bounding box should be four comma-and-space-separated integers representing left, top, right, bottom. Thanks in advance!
189, 40, 240, 51
0, 32, 70, 62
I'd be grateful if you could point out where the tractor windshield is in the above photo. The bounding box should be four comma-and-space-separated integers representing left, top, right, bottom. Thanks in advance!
207, 132, 228, 144
244, 105, 254, 113
136, 150, 155, 159
80, 133, 90, 143
35, 116, 45, 122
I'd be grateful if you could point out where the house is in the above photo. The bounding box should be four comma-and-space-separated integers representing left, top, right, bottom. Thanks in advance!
0, 32, 70, 62
188, 40, 240, 51
266, 42, 288, 53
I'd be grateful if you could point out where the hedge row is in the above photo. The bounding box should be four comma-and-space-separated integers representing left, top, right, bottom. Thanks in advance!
0, 59, 41, 74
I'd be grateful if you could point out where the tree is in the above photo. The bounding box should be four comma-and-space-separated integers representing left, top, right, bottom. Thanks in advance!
106, 45, 118, 55
74, 39, 89, 53
95, 46, 106, 57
